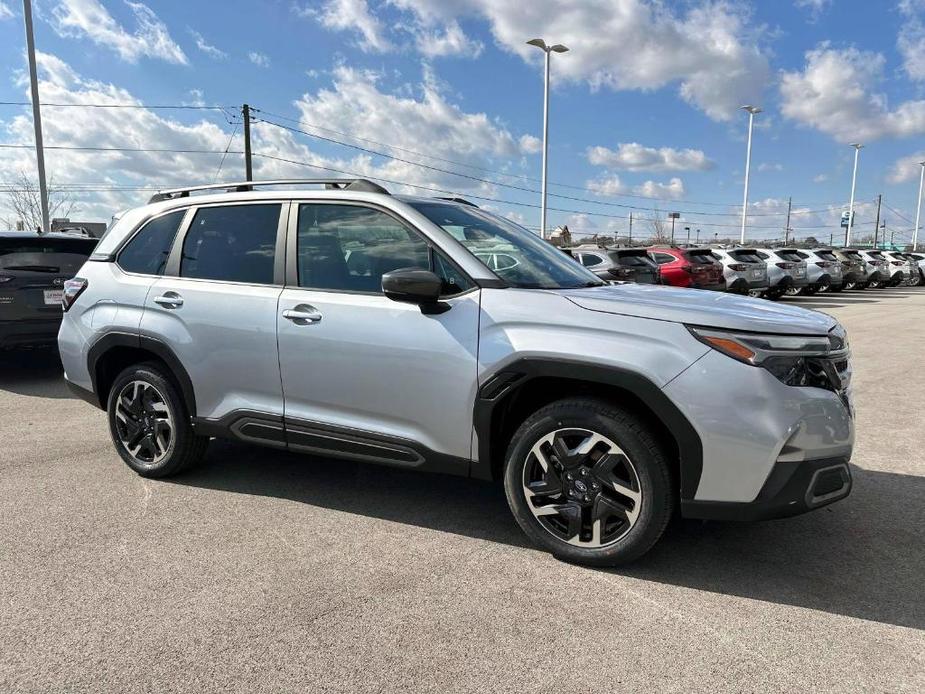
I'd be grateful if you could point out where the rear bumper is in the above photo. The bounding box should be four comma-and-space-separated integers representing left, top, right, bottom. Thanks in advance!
0, 318, 62, 348
680, 457, 852, 521
693, 280, 726, 291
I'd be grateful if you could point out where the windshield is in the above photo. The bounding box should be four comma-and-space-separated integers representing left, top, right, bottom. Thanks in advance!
408, 202, 603, 289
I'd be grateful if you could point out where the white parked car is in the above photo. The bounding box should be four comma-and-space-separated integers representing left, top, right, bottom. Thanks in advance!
753, 248, 809, 299
710, 248, 769, 296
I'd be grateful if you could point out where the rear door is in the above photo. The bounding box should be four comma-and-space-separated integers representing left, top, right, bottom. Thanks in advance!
0, 236, 96, 322
276, 201, 480, 470
141, 202, 287, 421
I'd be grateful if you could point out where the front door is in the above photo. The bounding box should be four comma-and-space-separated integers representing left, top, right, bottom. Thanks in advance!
141, 202, 287, 421
276, 201, 480, 473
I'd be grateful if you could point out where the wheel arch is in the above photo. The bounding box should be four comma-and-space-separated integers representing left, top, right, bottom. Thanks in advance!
87, 332, 197, 416
472, 358, 703, 500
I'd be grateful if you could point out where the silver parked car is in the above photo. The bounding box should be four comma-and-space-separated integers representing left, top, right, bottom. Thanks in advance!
834, 249, 869, 290
59, 179, 854, 566
883, 251, 915, 286
710, 248, 769, 296
857, 250, 890, 288
753, 247, 809, 299
907, 252, 924, 286
793, 248, 845, 293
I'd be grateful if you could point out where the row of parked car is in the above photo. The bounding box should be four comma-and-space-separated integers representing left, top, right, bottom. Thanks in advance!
565, 244, 925, 299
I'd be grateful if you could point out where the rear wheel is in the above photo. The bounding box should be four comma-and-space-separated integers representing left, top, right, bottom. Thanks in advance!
785, 286, 803, 296
503, 398, 674, 566
107, 362, 208, 478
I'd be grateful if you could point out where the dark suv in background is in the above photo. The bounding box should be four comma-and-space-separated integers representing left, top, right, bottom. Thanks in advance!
569, 246, 661, 284
0, 232, 98, 348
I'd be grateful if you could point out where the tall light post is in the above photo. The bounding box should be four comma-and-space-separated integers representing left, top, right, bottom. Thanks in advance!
845, 143, 863, 246
527, 38, 569, 239
739, 105, 761, 244
22, 0, 50, 233
913, 161, 925, 251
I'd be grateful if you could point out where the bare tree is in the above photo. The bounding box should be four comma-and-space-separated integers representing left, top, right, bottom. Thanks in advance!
2, 171, 77, 232
647, 205, 666, 243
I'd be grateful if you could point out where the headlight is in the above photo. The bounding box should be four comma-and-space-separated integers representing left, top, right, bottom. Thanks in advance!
687, 325, 850, 391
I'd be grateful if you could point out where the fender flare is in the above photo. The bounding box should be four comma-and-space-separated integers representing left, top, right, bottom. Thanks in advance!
87, 331, 197, 416
471, 357, 704, 499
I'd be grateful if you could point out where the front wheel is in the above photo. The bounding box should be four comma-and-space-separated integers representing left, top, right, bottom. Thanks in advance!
107, 362, 209, 478
503, 398, 674, 566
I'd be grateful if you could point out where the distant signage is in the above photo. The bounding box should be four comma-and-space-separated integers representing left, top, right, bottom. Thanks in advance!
840, 210, 854, 228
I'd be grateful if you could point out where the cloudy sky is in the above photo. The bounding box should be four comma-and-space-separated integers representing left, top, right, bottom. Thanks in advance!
1, 0, 924, 243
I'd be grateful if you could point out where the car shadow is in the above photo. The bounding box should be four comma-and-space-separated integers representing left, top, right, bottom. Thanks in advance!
0, 348, 72, 399
176, 440, 923, 631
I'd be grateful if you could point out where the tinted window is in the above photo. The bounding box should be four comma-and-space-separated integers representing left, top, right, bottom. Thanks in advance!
778, 250, 804, 262
297, 203, 471, 295
611, 252, 650, 267
0, 236, 96, 274
653, 252, 675, 264
579, 253, 604, 267
756, 251, 769, 260
817, 251, 838, 261
730, 250, 764, 263
408, 202, 601, 289
180, 204, 279, 284
118, 210, 185, 275
687, 250, 716, 264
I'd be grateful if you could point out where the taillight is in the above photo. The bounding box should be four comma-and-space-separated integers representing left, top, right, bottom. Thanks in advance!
681, 264, 693, 273
776, 262, 794, 269
815, 261, 832, 268
62, 277, 88, 312
728, 263, 748, 271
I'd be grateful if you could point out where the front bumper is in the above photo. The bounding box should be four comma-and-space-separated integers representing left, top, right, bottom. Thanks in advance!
681, 457, 851, 520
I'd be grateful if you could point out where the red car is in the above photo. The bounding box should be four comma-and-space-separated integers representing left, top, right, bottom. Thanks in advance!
647, 246, 726, 290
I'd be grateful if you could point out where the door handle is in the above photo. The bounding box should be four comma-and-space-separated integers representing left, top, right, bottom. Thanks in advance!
154, 293, 183, 308
282, 305, 322, 323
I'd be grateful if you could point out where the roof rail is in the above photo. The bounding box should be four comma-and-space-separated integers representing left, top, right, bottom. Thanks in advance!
147, 178, 389, 204
435, 196, 479, 207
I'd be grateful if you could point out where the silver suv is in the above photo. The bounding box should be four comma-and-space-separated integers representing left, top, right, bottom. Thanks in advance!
59, 179, 854, 565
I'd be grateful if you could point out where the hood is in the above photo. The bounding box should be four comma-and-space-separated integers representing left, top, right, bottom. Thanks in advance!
558, 284, 837, 335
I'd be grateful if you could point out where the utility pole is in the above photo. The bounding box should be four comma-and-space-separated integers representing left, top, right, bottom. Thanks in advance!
872, 194, 881, 248
22, 0, 49, 233
668, 212, 680, 244
783, 196, 792, 245
628, 212, 633, 245
696, 228, 701, 244
829, 232, 833, 247
685, 226, 690, 244
242, 103, 253, 182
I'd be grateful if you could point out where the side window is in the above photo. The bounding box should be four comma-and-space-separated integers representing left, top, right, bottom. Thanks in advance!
297, 203, 472, 295
580, 253, 604, 267
654, 253, 675, 264
118, 210, 185, 275
180, 204, 280, 284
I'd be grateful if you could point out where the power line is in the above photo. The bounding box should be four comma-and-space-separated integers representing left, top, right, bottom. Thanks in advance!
249, 107, 847, 212
0, 143, 241, 155
251, 116, 835, 220
0, 101, 234, 110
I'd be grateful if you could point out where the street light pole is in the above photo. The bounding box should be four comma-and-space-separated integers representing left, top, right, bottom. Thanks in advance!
739, 105, 761, 244
913, 162, 925, 251
527, 38, 568, 240
22, 0, 49, 233
846, 143, 863, 246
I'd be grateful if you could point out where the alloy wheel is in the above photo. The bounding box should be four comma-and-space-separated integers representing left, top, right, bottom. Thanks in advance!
114, 380, 174, 465
522, 428, 642, 548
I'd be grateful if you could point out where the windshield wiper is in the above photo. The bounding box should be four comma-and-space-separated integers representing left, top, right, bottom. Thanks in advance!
2, 264, 61, 273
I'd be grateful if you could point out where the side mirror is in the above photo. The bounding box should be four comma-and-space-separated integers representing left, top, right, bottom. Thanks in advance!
381, 268, 449, 314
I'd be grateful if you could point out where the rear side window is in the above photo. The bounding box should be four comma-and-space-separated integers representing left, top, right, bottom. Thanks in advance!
579, 253, 604, 267
180, 204, 280, 284
686, 250, 716, 264
118, 210, 185, 275
652, 252, 675, 264
0, 236, 96, 274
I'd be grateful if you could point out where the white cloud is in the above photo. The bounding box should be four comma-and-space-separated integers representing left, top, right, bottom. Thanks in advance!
297, 0, 392, 53
887, 152, 925, 183
794, 0, 831, 21
249, 51, 270, 68
586, 175, 628, 196
587, 142, 714, 172
518, 134, 541, 155
385, 0, 769, 121
634, 177, 685, 199
898, 0, 925, 81
0, 3, 14, 20
813, 173, 828, 183
757, 162, 783, 172
189, 28, 227, 60
780, 44, 925, 141
413, 19, 483, 58
184, 88, 205, 107
49, 0, 187, 64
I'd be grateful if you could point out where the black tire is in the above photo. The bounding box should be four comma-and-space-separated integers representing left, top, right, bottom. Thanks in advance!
107, 362, 209, 478
765, 287, 785, 300
503, 397, 674, 566
828, 283, 843, 293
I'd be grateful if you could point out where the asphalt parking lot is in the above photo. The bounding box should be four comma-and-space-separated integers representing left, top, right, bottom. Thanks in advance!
1, 287, 923, 693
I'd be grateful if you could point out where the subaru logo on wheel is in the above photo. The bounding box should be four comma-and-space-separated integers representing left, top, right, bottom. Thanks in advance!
574, 480, 588, 493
